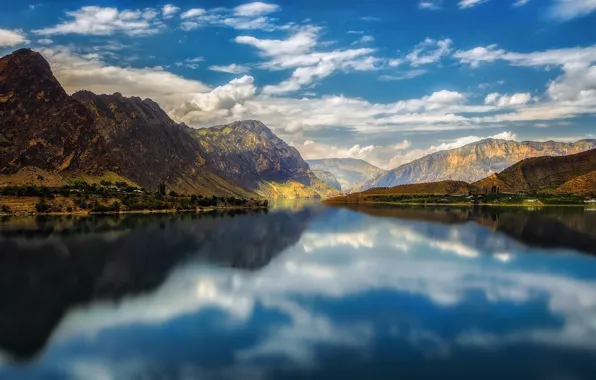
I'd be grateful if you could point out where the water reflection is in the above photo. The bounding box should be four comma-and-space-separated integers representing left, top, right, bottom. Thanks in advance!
1, 206, 596, 379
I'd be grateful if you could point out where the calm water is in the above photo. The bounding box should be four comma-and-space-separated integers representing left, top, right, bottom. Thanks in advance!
1, 205, 596, 380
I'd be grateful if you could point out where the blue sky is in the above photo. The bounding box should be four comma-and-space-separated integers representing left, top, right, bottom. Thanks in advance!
0, 0, 595, 168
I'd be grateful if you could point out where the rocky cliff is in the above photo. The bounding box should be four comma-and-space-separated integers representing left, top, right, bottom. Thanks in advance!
0, 49, 106, 175
307, 158, 386, 191
312, 169, 342, 190
360, 139, 596, 191
190, 120, 341, 199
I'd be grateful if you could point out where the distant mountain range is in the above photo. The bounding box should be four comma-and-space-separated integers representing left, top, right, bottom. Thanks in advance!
307, 158, 386, 191
0, 49, 338, 199
474, 148, 596, 194
360, 139, 596, 191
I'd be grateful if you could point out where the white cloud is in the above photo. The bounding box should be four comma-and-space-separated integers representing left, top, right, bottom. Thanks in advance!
419, 0, 443, 10
351, 35, 375, 45
171, 76, 257, 125
233, 2, 280, 17
458, 0, 489, 9
379, 69, 428, 81
36, 38, 53, 45
406, 38, 453, 66
175, 56, 204, 69
209, 64, 250, 74
235, 26, 320, 57
0, 29, 28, 47
549, 0, 596, 20
34, 6, 163, 36
180, 8, 206, 19
39, 46, 211, 109
512, 0, 530, 7
360, 16, 381, 21
484, 92, 533, 107
162, 4, 180, 18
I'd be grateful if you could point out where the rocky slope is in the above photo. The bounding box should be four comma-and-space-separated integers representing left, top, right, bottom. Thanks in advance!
190, 120, 341, 199
307, 158, 386, 191
473, 148, 596, 193
555, 171, 596, 196
360, 139, 596, 191
70, 91, 251, 197
0, 49, 106, 175
312, 169, 342, 190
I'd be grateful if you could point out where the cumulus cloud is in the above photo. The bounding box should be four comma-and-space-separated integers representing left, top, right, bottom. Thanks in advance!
484, 92, 533, 107
458, 0, 489, 9
170, 76, 257, 125
406, 38, 453, 66
0, 29, 28, 47
233, 2, 280, 17
351, 35, 375, 45
180, 8, 206, 19
549, 0, 596, 20
209, 64, 250, 74
34, 6, 164, 36
162, 4, 180, 18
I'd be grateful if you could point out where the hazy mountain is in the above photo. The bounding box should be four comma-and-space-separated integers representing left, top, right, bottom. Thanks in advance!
306, 158, 386, 191
360, 139, 596, 191
474, 148, 596, 194
190, 120, 341, 199
312, 169, 342, 190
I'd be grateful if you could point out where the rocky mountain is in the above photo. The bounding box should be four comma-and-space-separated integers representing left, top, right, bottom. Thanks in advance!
474, 148, 596, 194
360, 139, 596, 191
312, 169, 342, 190
0, 48, 335, 199
555, 171, 596, 196
307, 158, 386, 191
190, 120, 341, 199
0, 48, 106, 175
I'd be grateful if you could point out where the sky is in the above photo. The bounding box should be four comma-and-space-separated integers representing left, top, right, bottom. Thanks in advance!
0, 0, 595, 169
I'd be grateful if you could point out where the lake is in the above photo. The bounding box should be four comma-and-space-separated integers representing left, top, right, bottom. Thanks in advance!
1, 205, 596, 380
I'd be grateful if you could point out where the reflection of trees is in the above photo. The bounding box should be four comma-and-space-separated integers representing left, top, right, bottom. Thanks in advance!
339, 204, 596, 255
0, 209, 314, 360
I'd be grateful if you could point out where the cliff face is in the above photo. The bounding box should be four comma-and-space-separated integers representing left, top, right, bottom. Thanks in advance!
307, 158, 386, 191
361, 139, 596, 191
0, 49, 106, 175
312, 169, 342, 190
191, 120, 341, 199
473, 148, 596, 193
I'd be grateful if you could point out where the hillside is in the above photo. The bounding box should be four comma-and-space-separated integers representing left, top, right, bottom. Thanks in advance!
327, 181, 472, 204
555, 171, 596, 196
473, 148, 596, 193
312, 170, 342, 190
190, 120, 341, 199
360, 139, 596, 191
307, 158, 386, 191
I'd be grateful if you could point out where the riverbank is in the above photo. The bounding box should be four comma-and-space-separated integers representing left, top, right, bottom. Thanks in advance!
0, 184, 268, 216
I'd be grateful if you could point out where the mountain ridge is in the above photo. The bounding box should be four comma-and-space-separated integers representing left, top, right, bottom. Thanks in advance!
307, 158, 386, 191
360, 138, 596, 191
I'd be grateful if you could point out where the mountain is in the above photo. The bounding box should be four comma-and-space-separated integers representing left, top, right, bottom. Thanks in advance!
70, 91, 253, 197
312, 169, 342, 190
0, 49, 332, 199
190, 120, 341, 199
0, 48, 106, 175
360, 139, 596, 191
555, 171, 596, 196
306, 158, 386, 191
473, 148, 596, 193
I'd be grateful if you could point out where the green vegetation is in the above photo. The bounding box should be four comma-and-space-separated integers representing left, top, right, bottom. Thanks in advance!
0, 183, 268, 215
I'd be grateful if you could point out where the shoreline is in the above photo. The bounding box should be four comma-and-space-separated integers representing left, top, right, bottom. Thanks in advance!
0, 205, 268, 217
325, 201, 596, 208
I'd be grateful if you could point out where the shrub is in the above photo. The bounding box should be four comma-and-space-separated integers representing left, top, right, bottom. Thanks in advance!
1, 205, 9, 213
35, 201, 51, 213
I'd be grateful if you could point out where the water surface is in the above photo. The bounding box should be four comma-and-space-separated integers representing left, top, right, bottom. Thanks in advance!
1, 205, 596, 380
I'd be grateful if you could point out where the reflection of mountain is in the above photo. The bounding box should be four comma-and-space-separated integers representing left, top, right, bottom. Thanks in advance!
340, 204, 596, 255
0, 210, 313, 359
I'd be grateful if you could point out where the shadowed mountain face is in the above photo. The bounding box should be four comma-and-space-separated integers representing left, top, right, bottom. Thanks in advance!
70, 91, 251, 197
361, 139, 596, 191
0, 209, 315, 359
0, 49, 106, 175
474, 148, 596, 193
307, 158, 386, 191
340, 204, 596, 256
312, 169, 342, 190
191, 121, 341, 199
